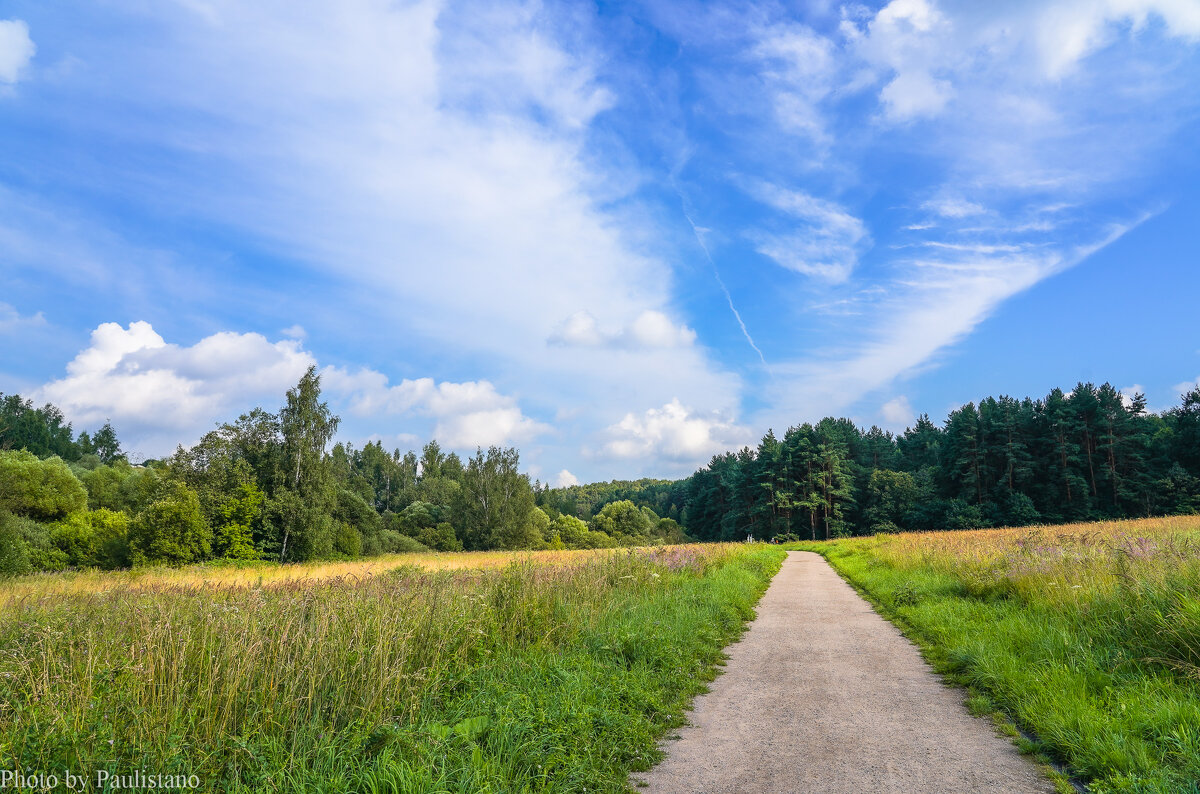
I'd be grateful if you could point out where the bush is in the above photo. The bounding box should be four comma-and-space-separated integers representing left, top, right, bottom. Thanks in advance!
0, 450, 88, 520
591, 500, 651, 539
378, 530, 429, 554
130, 482, 212, 566
0, 511, 31, 576
9, 514, 68, 571
333, 522, 363, 557
416, 522, 463, 552
48, 508, 131, 569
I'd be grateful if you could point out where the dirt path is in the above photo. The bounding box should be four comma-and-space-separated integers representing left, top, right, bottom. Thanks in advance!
634, 551, 1056, 794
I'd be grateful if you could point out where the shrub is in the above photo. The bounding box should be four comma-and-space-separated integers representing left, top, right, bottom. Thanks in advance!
0, 450, 88, 520
416, 522, 463, 552
48, 508, 131, 569
378, 530, 429, 554
0, 511, 31, 576
333, 522, 363, 557
130, 482, 212, 566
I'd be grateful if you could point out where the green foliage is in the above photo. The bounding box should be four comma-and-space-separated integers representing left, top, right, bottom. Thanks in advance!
48, 508, 131, 569
539, 477, 686, 522
269, 489, 334, 562
130, 482, 212, 566
0, 450, 88, 520
415, 522, 463, 552
683, 381, 1196, 540
333, 522, 363, 557
377, 530, 430, 553
550, 514, 589, 547
591, 499, 652, 539
0, 511, 31, 576
453, 447, 538, 550
7, 513, 68, 571
865, 469, 918, 533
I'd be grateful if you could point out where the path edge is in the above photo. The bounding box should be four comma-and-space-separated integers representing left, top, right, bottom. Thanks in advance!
801, 546, 1085, 794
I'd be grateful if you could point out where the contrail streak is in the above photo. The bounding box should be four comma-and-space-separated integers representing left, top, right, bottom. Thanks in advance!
682, 211, 767, 366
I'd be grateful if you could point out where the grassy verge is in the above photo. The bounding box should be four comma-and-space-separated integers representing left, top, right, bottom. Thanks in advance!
786, 516, 1200, 794
0, 544, 784, 792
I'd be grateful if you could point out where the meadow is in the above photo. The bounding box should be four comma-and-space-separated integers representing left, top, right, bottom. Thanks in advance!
790, 515, 1200, 794
0, 544, 784, 792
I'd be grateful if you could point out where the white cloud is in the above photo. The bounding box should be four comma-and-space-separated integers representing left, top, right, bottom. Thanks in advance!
1034, 0, 1200, 78
879, 69, 952, 120
549, 309, 697, 350
0, 302, 46, 332
553, 468, 580, 488
0, 19, 35, 85
601, 399, 751, 463
880, 396, 915, 427
759, 221, 1145, 424
750, 182, 871, 283
851, 0, 954, 122
752, 22, 837, 142
280, 324, 306, 339
35, 322, 315, 452
732, 0, 1193, 431
921, 197, 986, 218
33, 320, 549, 457
322, 368, 549, 449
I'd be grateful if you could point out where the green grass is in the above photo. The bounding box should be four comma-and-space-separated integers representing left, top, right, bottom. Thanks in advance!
0, 544, 785, 792
785, 517, 1200, 794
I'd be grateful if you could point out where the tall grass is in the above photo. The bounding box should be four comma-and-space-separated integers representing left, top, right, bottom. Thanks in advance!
0, 544, 783, 792
0, 548, 611, 606
791, 516, 1200, 794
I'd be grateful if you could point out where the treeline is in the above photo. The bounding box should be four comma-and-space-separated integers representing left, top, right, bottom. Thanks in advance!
537, 478, 686, 523
0, 369, 690, 575
677, 383, 1200, 541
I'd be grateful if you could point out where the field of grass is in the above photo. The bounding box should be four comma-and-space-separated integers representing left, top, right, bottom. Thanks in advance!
0, 548, 612, 606
0, 544, 784, 792
789, 515, 1200, 794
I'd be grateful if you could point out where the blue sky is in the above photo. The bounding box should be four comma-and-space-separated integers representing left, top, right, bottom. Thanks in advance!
1, 0, 1199, 485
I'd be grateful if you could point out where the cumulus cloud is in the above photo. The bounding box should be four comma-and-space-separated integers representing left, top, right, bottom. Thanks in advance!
34, 322, 315, 452
548, 309, 697, 349
750, 182, 871, 283
322, 368, 549, 449
33, 320, 548, 457
553, 468, 580, 488
601, 399, 751, 463
849, 0, 954, 122
1118, 384, 1146, 410
0, 19, 35, 85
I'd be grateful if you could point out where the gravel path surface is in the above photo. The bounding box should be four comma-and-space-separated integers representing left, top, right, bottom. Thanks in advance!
634, 550, 1056, 794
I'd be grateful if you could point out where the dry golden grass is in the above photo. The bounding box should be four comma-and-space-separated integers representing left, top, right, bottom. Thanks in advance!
839, 513, 1200, 607
0, 547, 613, 605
